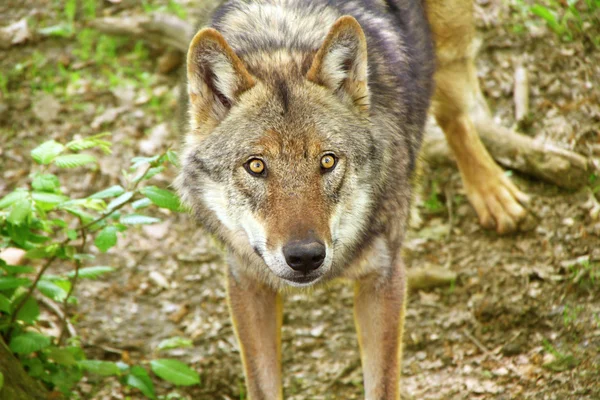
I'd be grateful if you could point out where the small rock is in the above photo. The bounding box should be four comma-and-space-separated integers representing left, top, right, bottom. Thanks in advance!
142, 220, 170, 239
32, 92, 61, 122
0, 18, 32, 49
562, 217, 575, 226
139, 123, 170, 155
0, 248, 26, 265
149, 271, 170, 289
91, 106, 128, 129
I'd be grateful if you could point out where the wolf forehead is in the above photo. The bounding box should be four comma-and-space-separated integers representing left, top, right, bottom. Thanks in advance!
186, 82, 375, 167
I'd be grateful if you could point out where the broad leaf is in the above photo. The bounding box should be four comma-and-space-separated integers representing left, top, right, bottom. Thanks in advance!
53, 154, 97, 168
89, 185, 125, 199
106, 192, 134, 211
78, 360, 122, 376
31, 174, 60, 193
120, 214, 161, 225
37, 280, 68, 302
0, 294, 11, 313
46, 347, 77, 366
132, 198, 152, 210
0, 277, 31, 290
95, 226, 117, 252
8, 198, 32, 225
141, 187, 180, 212
15, 297, 40, 324
0, 190, 28, 209
32, 192, 69, 207
9, 332, 51, 354
157, 337, 193, 351
150, 359, 200, 386
127, 366, 156, 399
31, 140, 65, 165
66, 266, 114, 279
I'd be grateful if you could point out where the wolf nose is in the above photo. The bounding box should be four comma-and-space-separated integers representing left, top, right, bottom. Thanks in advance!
283, 239, 326, 273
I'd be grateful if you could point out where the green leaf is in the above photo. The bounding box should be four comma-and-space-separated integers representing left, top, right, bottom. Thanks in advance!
25, 246, 56, 259
9, 332, 51, 354
0, 190, 29, 209
530, 5, 564, 35
64, 198, 106, 211
131, 155, 160, 170
1, 264, 35, 275
0, 277, 31, 290
66, 134, 111, 153
53, 154, 97, 168
127, 366, 156, 399
133, 166, 164, 183
106, 192, 134, 211
120, 214, 161, 225
157, 337, 193, 351
37, 280, 68, 302
150, 359, 200, 386
0, 371, 3, 392
15, 297, 40, 324
78, 360, 122, 376
32, 192, 69, 207
46, 347, 77, 366
38, 23, 74, 38
132, 198, 152, 210
61, 206, 96, 224
8, 198, 32, 225
90, 185, 125, 199
66, 266, 114, 279
31, 140, 65, 165
31, 174, 61, 193
141, 187, 180, 212
0, 294, 11, 313
95, 226, 117, 252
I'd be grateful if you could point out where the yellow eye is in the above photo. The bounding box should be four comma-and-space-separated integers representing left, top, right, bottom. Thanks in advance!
321, 154, 336, 170
246, 158, 265, 176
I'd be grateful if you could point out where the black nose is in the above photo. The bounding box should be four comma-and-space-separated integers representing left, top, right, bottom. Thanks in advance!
283, 239, 326, 273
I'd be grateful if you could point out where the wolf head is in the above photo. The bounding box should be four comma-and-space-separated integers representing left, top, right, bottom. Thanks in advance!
179, 16, 383, 287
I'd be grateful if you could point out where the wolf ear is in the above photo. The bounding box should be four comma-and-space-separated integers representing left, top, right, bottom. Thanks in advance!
187, 28, 255, 127
307, 16, 369, 113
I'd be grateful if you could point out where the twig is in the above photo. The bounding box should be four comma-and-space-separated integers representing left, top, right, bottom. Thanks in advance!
323, 359, 361, 391
444, 185, 454, 241
39, 296, 77, 338
462, 328, 499, 360
514, 62, 529, 122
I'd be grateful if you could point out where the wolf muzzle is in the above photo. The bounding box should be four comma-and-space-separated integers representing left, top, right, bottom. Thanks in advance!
282, 238, 326, 274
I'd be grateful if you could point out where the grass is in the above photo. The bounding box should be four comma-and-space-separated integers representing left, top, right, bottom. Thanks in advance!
514, 0, 600, 46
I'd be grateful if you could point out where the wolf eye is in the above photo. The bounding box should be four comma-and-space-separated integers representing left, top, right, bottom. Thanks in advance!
244, 158, 266, 176
320, 154, 336, 171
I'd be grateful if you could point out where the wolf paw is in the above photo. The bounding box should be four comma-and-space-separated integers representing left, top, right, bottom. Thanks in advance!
462, 165, 531, 235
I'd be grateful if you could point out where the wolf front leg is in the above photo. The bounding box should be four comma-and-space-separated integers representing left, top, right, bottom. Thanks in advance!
354, 261, 407, 400
227, 266, 283, 400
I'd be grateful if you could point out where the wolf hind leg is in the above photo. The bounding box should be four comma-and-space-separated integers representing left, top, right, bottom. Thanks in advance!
227, 261, 283, 400
425, 0, 530, 234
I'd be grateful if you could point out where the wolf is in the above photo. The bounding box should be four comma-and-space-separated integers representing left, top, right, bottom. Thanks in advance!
176, 0, 528, 398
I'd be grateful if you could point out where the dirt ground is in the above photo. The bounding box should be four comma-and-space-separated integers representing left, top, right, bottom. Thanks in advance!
1, 0, 599, 399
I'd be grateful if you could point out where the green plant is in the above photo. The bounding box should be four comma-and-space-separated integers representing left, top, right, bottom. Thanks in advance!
542, 339, 579, 372
0, 135, 200, 397
423, 180, 445, 214
522, 0, 600, 45
568, 258, 600, 288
